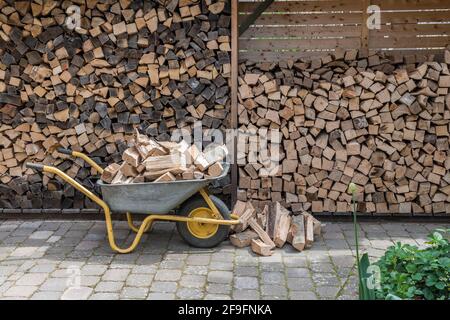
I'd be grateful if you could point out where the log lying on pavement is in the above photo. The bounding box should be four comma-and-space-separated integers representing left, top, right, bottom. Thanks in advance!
229, 201, 321, 256
237, 47, 450, 216
0, 0, 231, 209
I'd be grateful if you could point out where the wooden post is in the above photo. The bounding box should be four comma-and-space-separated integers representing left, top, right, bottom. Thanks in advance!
361, 0, 370, 56
231, 0, 239, 207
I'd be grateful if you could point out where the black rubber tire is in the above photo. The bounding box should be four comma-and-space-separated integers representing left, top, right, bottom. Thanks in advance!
176, 195, 231, 248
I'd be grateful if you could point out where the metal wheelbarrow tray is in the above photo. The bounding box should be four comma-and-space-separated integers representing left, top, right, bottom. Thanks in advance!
26, 149, 239, 253
97, 163, 229, 214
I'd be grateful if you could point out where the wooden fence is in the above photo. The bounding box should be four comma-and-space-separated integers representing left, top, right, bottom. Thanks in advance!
238, 0, 450, 61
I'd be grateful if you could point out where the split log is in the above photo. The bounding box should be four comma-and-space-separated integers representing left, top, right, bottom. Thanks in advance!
251, 239, 273, 256
287, 215, 306, 251
230, 229, 259, 248
248, 218, 276, 249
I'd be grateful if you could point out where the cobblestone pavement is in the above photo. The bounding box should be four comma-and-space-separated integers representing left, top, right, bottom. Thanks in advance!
0, 219, 447, 300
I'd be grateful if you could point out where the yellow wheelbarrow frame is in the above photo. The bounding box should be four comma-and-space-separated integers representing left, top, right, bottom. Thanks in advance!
26, 148, 239, 254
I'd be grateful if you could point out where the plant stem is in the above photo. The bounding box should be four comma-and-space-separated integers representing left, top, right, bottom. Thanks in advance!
352, 192, 360, 264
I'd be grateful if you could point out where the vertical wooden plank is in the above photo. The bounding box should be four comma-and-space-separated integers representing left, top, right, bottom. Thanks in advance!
231, 0, 239, 206
361, 0, 370, 55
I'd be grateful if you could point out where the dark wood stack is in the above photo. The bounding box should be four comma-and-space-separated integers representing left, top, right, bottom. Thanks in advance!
237, 48, 450, 216
0, 0, 231, 210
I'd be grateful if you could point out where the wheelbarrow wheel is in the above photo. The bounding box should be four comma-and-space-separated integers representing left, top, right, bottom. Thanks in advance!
176, 195, 231, 248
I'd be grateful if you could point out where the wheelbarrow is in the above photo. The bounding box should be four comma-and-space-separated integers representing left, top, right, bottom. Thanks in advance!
26, 148, 240, 253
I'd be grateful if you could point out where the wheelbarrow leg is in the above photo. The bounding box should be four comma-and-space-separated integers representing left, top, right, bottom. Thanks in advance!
126, 212, 153, 233
198, 188, 222, 219
29, 164, 153, 254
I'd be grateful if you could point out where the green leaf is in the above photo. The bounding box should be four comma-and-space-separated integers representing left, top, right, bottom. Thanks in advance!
411, 273, 423, 281
435, 282, 445, 290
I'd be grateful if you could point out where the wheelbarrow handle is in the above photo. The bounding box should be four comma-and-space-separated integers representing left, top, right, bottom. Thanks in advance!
26, 162, 44, 172
57, 147, 73, 155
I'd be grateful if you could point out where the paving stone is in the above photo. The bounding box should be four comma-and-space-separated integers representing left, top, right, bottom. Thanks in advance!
310, 262, 335, 273
10, 247, 37, 257
81, 276, 101, 287
235, 257, 259, 267
286, 267, 310, 278
8, 271, 24, 281
283, 256, 308, 268
126, 274, 153, 287
204, 293, 231, 300
186, 254, 211, 266
286, 277, 314, 291
232, 289, 260, 300
147, 292, 175, 300
155, 269, 181, 281
164, 253, 188, 261
234, 276, 258, 289
289, 291, 318, 300
183, 265, 208, 275
16, 273, 48, 286
261, 271, 284, 284
95, 281, 124, 292
211, 252, 234, 262
102, 269, 130, 281
29, 231, 54, 240
29, 264, 57, 273
90, 292, 120, 300
206, 283, 231, 294
81, 264, 108, 276
180, 275, 206, 288
209, 261, 233, 271
132, 265, 158, 274
176, 287, 203, 299
234, 266, 258, 277
316, 285, 340, 299
3, 285, 38, 297
0, 266, 18, 277
39, 278, 69, 292
312, 272, 342, 286
207, 270, 233, 284
135, 254, 162, 265
262, 295, 288, 300
261, 284, 288, 297
159, 260, 184, 269
61, 286, 93, 299
150, 281, 177, 293
121, 287, 148, 299
30, 291, 62, 300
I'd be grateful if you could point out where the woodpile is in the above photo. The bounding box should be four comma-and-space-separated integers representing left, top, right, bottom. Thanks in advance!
0, 0, 231, 209
100, 129, 227, 184
237, 48, 450, 216
230, 200, 321, 256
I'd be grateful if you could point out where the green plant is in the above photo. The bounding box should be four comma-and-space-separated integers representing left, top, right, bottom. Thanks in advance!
375, 228, 450, 300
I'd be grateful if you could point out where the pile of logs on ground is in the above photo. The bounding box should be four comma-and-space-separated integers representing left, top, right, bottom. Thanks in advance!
0, 0, 231, 209
100, 129, 227, 183
230, 201, 321, 256
237, 48, 450, 216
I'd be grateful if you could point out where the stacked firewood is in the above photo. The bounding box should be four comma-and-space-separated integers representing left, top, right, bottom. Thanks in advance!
230, 201, 321, 256
237, 48, 450, 215
100, 129, 227, 184
0, 0, 231, 209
